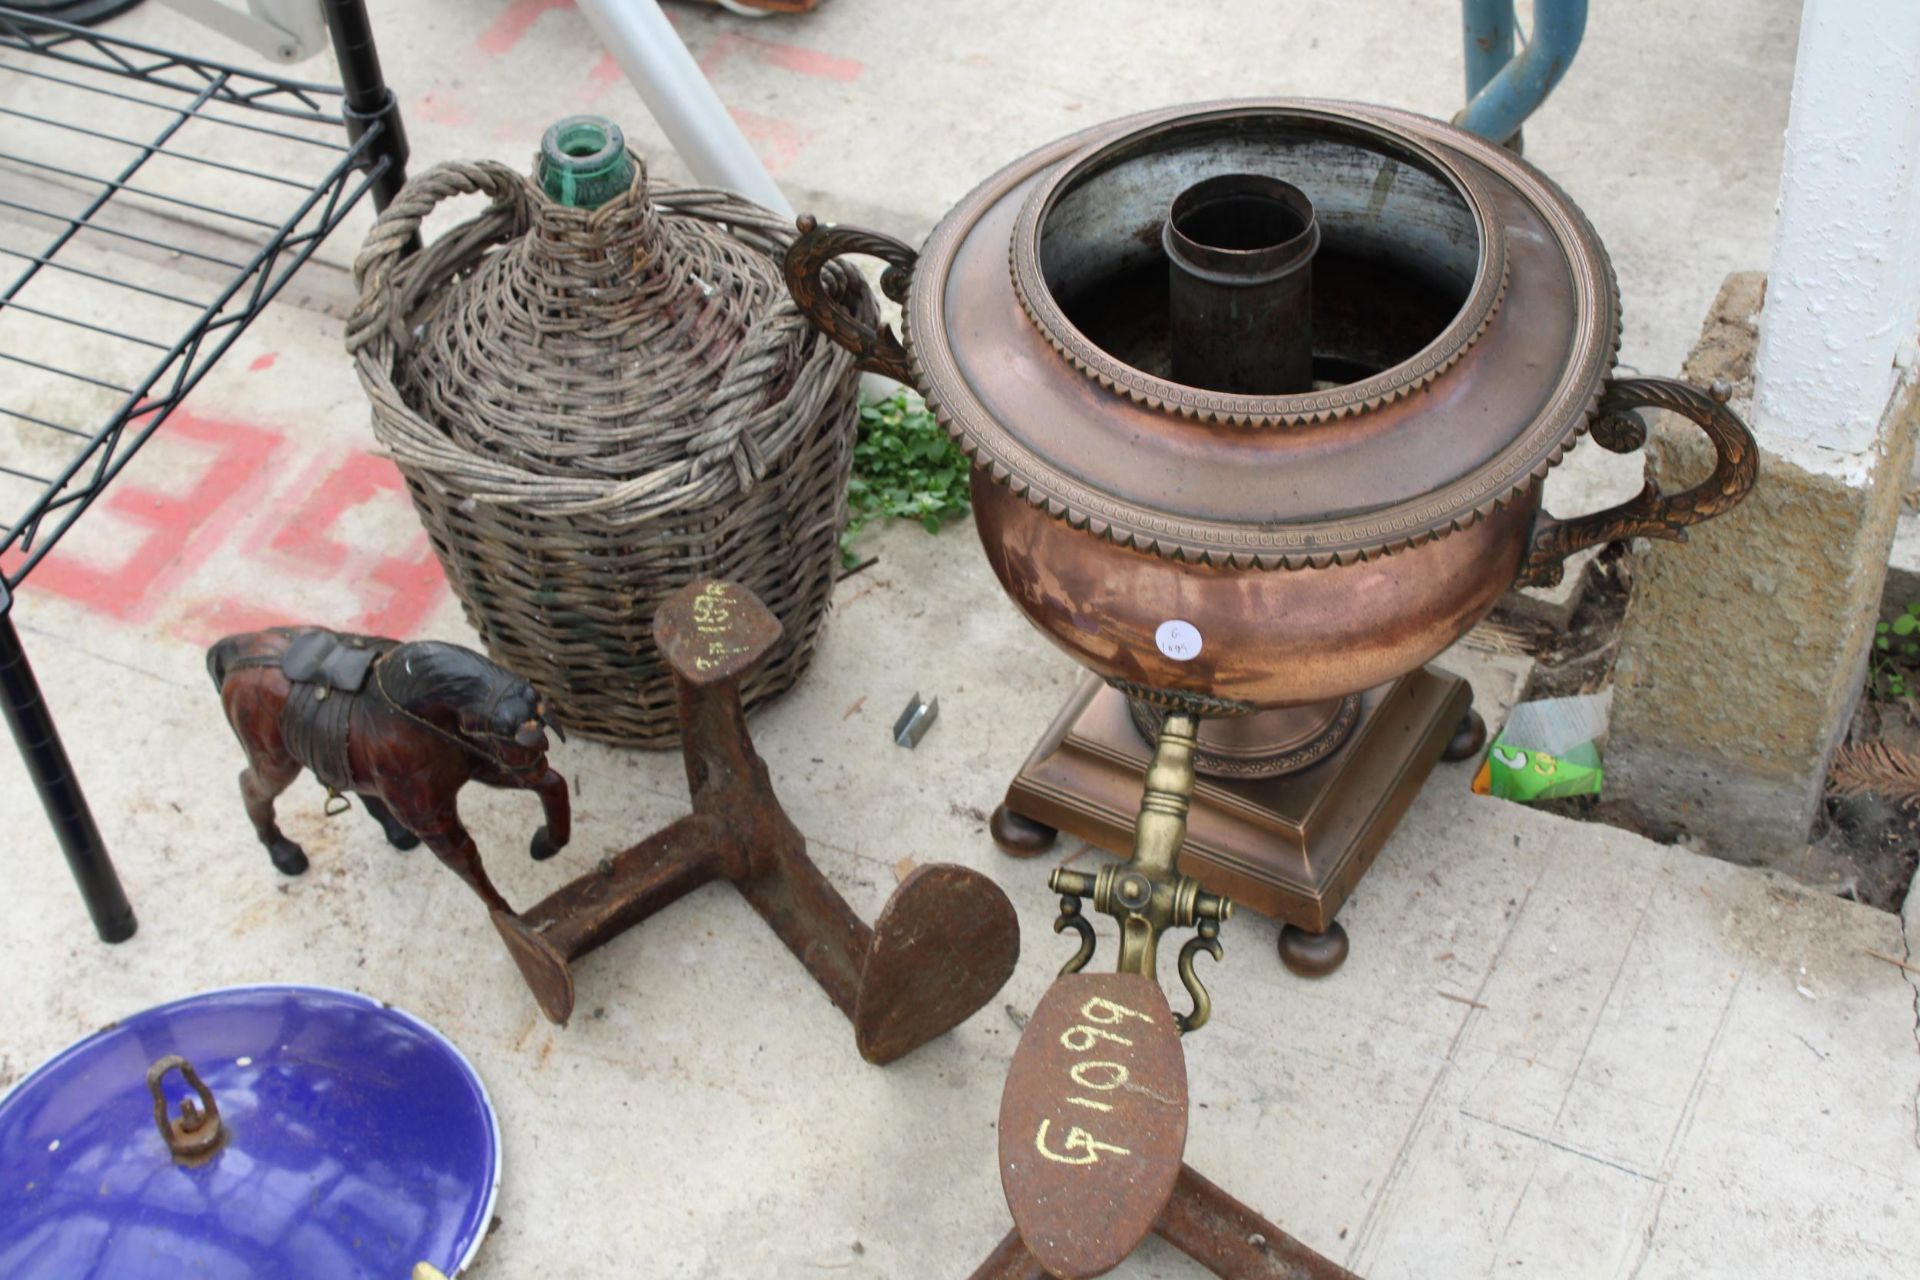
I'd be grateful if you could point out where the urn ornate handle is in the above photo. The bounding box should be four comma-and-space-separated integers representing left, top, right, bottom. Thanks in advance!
783, 215, 919, 384
1518, 376, 1760, 588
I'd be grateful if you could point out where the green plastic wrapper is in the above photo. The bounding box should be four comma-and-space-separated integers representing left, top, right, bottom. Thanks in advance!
1471, 691, 1610, 803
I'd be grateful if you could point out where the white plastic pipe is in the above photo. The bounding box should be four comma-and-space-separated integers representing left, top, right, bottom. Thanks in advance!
574, 0, 793, 217
157, 0, 331, 64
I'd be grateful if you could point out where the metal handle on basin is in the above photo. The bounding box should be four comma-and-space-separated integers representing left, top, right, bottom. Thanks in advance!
148, 1055, 226, 1163
1518, 375, 1759, 588
783, 215, 918, 383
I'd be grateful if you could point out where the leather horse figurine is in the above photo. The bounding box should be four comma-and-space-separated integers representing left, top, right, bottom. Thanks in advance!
207, 625, 570, 914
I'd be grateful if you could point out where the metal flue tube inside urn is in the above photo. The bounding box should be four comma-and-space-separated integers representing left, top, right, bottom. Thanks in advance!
1164, 173, 1319, 394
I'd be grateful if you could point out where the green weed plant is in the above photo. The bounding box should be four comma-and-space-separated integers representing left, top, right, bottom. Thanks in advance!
841, 391, 971, 567
1872, 601, 1920, 700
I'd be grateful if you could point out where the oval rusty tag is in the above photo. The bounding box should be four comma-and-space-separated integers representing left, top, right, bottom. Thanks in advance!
999, 972, 1188, 1279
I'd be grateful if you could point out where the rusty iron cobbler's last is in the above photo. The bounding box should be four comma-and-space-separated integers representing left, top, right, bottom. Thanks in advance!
967, 700, 1356, 1278
493, 578, 1021, 1065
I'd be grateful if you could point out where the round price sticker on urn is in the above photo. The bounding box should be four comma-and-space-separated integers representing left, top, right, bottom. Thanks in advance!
1155, 620, 1202, 661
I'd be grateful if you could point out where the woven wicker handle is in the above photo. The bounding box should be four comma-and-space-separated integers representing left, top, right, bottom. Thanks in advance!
783, 214, 918, 383
346, 160, 532, 357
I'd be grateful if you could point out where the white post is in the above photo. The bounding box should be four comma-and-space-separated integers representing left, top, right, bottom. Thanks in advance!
1605, 0, 1920, 859
1750, 0, 1920, 472
574, 0, 793, 217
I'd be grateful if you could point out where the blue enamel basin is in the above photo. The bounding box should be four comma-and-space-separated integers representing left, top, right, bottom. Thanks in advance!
0, 985, 500, 1279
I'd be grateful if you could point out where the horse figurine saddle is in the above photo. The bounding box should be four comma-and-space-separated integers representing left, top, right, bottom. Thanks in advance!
281, 629, 388, 692
278, 629, 396, 795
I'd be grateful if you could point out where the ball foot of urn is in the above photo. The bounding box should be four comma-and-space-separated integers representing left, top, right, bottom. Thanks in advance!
989, 804, 1058, 858
1279, 921, 1351, 978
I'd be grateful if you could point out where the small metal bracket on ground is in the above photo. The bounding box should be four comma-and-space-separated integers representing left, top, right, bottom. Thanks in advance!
491, 578, 1020, 1065
892, 692, 938, 747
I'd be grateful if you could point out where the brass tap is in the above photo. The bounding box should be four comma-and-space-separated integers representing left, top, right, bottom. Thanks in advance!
1048, 709, 1233, 1032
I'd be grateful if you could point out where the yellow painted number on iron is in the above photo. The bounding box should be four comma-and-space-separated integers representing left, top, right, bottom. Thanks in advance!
1080, 996, 1153, 1026
1059, 1025, 1133, 1052
1035, 996, 1156, 1166
692, 584, 732, 629
1034, 1118, 1132, 1166
689, 584, 738, 670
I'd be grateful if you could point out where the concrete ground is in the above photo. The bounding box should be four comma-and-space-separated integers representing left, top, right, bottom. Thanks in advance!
5, 1, 1918, 1277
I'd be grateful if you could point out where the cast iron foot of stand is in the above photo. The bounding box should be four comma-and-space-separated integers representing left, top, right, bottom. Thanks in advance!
971, 1164, 1357, 1280
1278, 921, 1349, 978
991, 804, 1058, 857
1442, 706, 1487, 763
491, 579, 1021, 1065
970, 973, 1357, 1280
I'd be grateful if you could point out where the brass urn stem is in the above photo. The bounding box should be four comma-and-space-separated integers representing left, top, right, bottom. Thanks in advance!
1049, 707, 1231, 1032
1114, 710, 1199, 979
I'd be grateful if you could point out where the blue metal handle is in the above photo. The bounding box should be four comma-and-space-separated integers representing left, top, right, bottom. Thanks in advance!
1462, 0, 1516, 101
1457, 0, 1588, 145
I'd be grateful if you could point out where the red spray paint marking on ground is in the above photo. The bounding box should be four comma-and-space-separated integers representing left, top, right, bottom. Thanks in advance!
415, 91, 477, 127
477, 0, 576, 55
181, 596, 306, 645
586, 51, 623, 96
726, 108, 813, 175
260, 452, 447, 637
696, 30, 863, 82
183, 532, 445, 646
248, 353, 276, 372
355, 536, 447, 638
6, 411, 284, 623
268, 451, 404, 575
183, 450, 447, 641
188, 526, 442, 642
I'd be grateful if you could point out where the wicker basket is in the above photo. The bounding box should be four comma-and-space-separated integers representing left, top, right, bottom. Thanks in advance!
345, 158, 863, 746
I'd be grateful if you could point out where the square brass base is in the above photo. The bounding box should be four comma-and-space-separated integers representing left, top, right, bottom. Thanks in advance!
1001, 666, 1471, 931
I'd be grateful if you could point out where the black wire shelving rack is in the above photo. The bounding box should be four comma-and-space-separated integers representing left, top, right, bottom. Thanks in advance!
0, 1, 409, 943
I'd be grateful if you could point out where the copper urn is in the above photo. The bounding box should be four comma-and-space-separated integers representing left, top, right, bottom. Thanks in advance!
785, 100, 1756, 967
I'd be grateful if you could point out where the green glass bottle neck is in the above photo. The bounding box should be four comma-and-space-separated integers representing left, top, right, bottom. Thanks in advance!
538, 115, 635, 209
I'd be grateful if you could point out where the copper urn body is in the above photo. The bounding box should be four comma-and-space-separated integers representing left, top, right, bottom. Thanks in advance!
787, 100, 1753, 714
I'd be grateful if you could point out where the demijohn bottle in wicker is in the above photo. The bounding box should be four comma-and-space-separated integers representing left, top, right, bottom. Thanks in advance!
347, 117, 867, 745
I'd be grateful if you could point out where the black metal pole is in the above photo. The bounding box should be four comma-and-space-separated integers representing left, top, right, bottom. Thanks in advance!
0, 586, 136, 942
324, 0, 412, 217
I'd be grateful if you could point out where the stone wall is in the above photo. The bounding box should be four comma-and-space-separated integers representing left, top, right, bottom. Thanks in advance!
1605, 272, 1920, 862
